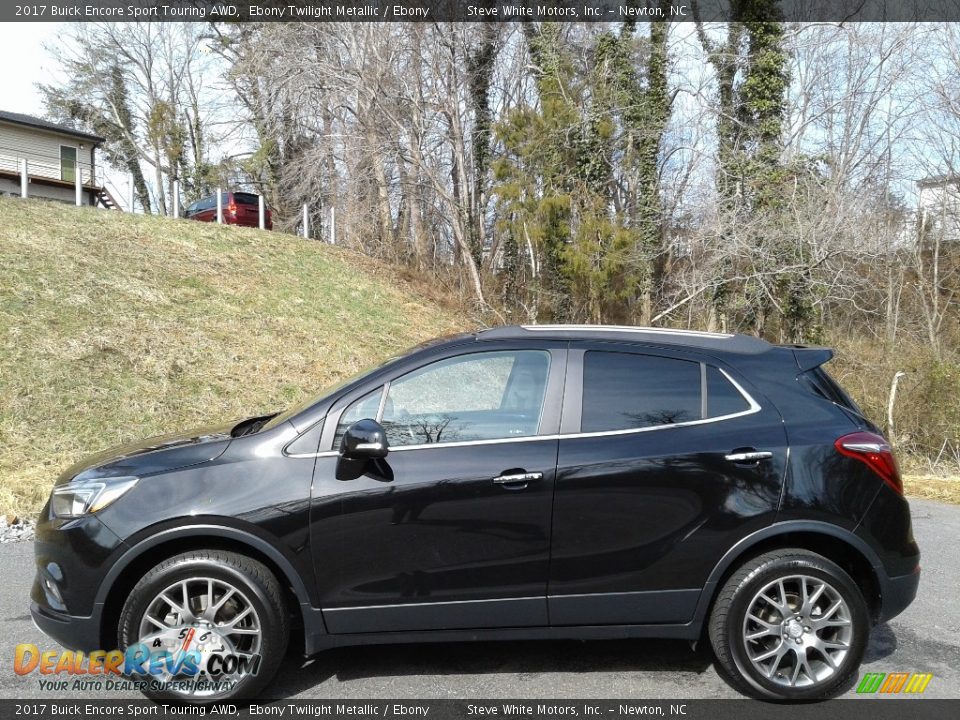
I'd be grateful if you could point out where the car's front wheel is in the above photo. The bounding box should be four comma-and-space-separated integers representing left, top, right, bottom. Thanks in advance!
118, 549, 289, 703
709, 549, 869, 700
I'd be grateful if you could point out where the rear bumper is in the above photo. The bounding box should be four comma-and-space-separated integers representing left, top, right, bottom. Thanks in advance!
30, 602, 103, 652
877, 565, 920, 623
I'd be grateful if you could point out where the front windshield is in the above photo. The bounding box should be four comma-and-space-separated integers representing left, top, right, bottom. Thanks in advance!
260, 331, 475, 432
260, 354, 404, 432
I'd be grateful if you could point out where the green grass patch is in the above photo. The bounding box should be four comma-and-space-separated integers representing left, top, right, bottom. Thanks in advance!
0, 197, 470, 517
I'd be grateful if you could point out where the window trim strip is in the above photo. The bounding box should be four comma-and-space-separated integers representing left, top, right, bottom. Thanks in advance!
295, 369, 760, 457
700, 362, 709, 419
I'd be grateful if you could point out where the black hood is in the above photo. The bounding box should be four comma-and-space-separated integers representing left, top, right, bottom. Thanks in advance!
57, 423, 235, 485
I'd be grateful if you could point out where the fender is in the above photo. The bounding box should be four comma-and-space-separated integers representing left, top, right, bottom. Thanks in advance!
94, 523, 327, 638
689, 519, 885, 628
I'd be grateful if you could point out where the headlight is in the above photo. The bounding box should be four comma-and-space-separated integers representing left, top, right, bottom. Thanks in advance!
50, 477, 139, 519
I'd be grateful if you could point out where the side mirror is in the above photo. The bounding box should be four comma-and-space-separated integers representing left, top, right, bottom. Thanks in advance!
339, 419, 389, 460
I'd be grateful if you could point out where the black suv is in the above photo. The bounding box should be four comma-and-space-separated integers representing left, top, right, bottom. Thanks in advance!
32, 325, 919, 701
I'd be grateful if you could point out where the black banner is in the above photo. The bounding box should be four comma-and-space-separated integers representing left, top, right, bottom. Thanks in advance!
1, 700, 958, 720
5, 0, 960, 23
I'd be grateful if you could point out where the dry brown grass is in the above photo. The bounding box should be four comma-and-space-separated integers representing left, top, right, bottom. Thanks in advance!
0, 197, 472, 518
3, 197, 957, 517
903, 475, 960, 504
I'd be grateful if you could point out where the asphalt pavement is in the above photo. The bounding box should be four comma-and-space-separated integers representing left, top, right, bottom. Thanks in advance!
1, 499, 957, 701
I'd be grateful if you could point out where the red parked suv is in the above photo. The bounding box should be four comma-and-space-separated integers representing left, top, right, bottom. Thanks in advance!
185, 191, 272, 230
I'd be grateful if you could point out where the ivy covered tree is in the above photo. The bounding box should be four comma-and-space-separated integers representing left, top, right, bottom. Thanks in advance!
493, 17, 673, 323
695, 0, 825, 342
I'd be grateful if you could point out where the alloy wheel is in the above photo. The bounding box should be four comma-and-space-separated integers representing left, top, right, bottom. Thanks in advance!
137, 577, 263, 698
741, 574, 853, 688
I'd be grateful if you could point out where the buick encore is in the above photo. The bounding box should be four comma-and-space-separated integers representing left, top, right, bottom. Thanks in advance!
31, 325, 920, 701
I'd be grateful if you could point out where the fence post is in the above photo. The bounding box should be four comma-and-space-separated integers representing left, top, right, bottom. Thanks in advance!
330, 206, 336, 244
75, 165, 82, 207
173, 179, 180, 218
302, 204, 310, 239
216, 187, 223, 224
259, 195, 266, 230
128, 176, 134, 213
20, 159, 28, 198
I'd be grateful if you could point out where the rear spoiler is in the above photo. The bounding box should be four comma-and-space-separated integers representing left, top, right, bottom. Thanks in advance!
791, 347, 834, 372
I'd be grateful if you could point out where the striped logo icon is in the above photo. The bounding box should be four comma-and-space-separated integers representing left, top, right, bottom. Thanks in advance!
856, 672, 933, 694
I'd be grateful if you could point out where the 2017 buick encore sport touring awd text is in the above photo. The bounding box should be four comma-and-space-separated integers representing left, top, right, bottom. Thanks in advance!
31, 325, 920, 701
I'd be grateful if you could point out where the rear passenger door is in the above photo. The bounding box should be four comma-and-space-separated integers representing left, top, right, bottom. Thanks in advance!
548, 343, 788, 626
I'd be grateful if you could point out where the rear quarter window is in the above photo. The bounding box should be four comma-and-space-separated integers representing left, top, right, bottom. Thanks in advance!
706, 366, 751, 417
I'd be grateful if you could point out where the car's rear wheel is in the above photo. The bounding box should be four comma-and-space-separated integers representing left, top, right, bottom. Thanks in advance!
118, 550, 288, 703
709, 549, 869, 700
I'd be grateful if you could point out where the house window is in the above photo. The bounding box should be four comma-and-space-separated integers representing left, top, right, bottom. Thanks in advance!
60, 146, 77, 183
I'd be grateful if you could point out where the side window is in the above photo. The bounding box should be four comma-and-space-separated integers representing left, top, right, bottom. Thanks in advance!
381, 350, 550, 447
581, 352, 701, 432
706, 366, 751, 417
333, 387, 383, 449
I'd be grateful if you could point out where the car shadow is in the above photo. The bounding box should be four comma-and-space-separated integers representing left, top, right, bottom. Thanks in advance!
863, 622, 899, 663
261, 624, 899, 700
263, 638, 715, 700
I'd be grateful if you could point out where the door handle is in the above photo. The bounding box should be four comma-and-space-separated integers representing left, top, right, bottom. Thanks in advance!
724, 450, 773, 463
493, 471, 543, 485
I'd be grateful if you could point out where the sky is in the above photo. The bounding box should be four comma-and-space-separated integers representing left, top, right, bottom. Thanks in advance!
0, 20, 935, 211
0, 23, 64, 116
0, 23, 140, 207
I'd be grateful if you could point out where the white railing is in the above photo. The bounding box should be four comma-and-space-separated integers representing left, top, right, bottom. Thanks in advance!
0, 146, 104, 187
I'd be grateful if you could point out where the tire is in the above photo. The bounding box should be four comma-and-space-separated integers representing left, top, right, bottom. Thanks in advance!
708, 549, 869, 700
118, 550, 289, 703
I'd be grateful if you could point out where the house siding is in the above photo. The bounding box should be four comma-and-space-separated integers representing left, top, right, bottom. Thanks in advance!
0, 121, 98, 186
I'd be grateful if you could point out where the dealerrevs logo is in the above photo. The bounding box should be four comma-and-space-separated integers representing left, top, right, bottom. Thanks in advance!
14, 626, 260, 694
856, 672, 933, 694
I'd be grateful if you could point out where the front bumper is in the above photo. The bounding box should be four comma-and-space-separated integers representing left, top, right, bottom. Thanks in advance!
30, 508, 126, 651
30, 601, 104, 652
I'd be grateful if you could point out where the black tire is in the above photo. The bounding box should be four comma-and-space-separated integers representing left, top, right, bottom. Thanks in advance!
708, 549, 869, 700
118, 549, 289, 703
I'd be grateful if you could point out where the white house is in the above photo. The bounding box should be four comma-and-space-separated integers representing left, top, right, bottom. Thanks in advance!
918, 173, 960, 242
0, 110, 113, 207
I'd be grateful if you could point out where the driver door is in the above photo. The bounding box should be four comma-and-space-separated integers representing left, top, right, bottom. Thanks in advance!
310, 343, 566, 634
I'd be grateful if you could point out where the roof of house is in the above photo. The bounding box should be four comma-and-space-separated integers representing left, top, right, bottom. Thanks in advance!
477, 324, 774, 355
918, 173, 960, 188
0, 110, 104, 144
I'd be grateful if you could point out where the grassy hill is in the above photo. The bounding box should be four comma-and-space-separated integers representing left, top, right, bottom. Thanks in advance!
0, 197, 470, 517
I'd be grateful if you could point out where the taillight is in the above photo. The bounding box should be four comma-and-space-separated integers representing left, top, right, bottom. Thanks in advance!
834, 431, 902, 494
227, 202, 237, 216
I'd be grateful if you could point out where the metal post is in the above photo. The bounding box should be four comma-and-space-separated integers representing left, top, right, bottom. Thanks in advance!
128, 176, 134, 213
302, 204, 310, 239
216, 187, 223, 224
330, 206, 336, 244
258, 195, 265, 230
20, 159, 27, 198
173, 179, 180, 218
75, 165, 82, 206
